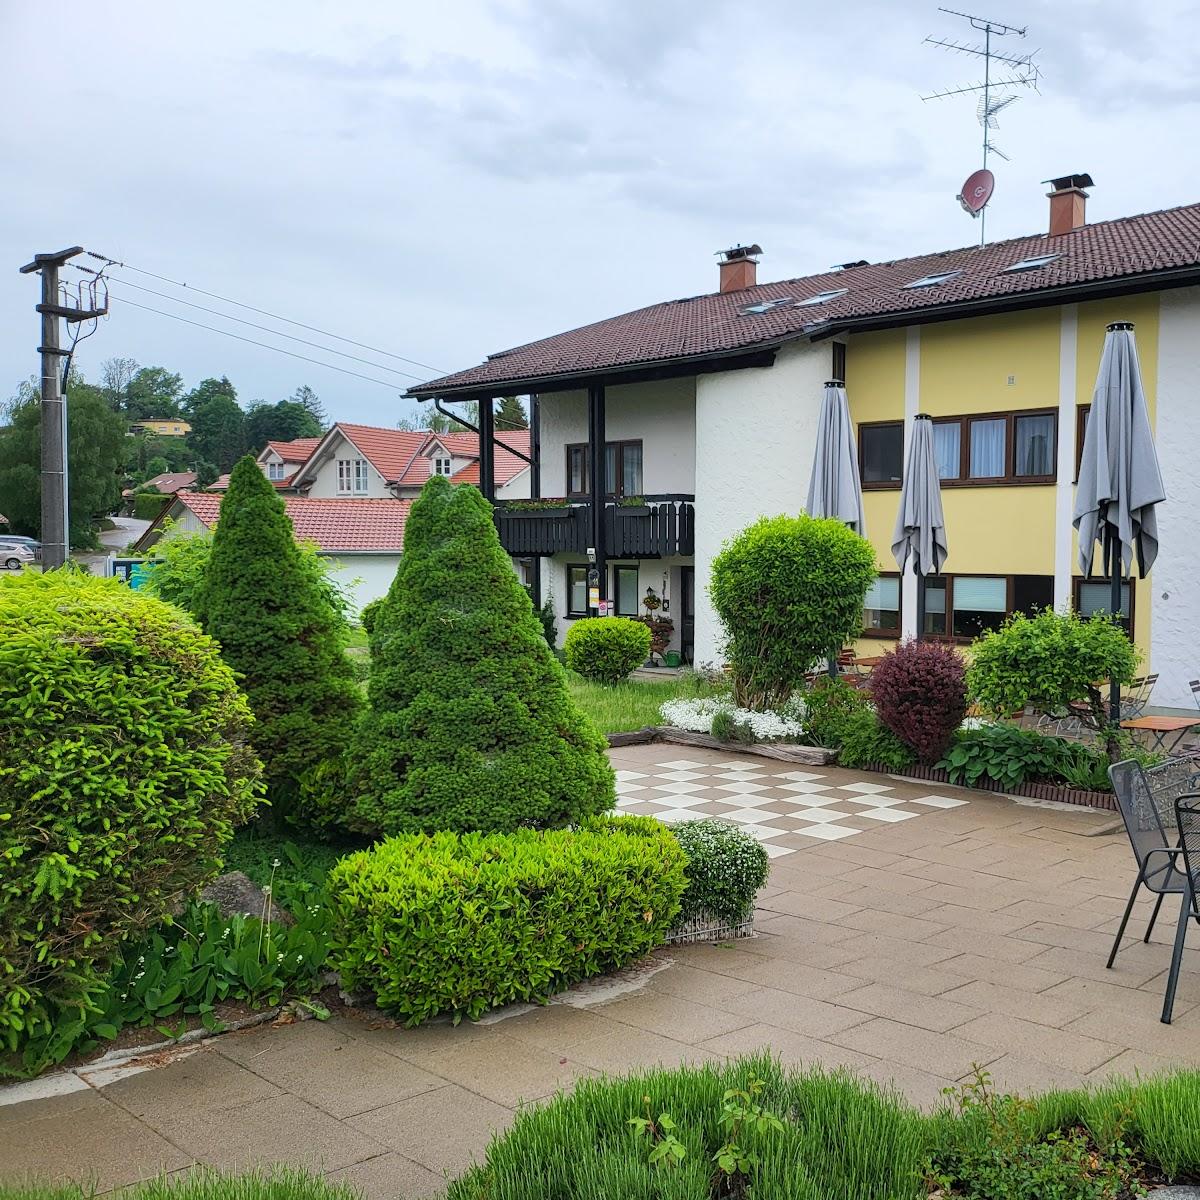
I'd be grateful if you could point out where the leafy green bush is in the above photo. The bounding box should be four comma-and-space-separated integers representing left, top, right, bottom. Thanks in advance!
358, 596, 383, 636
799, 676, 872, 748
349, 477, 615, 835
564, 616, 651, 683
1, 1166, 360, 1200
328, 816, 686, 1024
132, 490, 171, 521
836, 709, 917, 771
193, 457, 361, 825
0, 572, 261, 1077
710, 515, 877, 709
710, 706, 756, 744
968, 608, 1138, 745
671, 820, 769, 926
938, 724, 1085, 791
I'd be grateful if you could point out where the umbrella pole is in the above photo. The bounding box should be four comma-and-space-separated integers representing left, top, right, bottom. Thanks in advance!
1109, 534, 1123, 727
915, 560, 926, 642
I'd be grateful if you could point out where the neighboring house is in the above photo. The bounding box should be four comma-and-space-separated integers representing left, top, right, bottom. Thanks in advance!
134, 491, 410, 613
408, 176, 1200, 708
129, 471, 197, 496
131, 419, 191, 437
255, 437, 323, 489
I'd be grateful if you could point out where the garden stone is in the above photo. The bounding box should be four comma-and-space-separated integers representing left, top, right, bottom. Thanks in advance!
198, 871, 294, 927
1147, 1189, 1200, 1198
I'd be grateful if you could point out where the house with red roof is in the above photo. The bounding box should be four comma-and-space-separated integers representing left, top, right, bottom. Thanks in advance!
407, 176, 1200, 707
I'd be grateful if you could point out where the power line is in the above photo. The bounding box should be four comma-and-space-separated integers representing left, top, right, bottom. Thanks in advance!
108, 293, 410, 390
84, 250, 446, 375
73, 268, 421, 381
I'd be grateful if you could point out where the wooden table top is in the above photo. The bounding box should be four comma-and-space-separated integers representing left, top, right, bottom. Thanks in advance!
849, 656, 886, 667
1121, 715, 1200, 732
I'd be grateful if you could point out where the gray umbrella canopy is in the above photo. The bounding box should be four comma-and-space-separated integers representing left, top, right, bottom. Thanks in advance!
806, 382, 866, 534
891, 414, 948, 577
1073, 322, 1166, 579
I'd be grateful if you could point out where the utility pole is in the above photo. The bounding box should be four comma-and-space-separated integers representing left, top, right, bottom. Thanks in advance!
18, 247, 106, 569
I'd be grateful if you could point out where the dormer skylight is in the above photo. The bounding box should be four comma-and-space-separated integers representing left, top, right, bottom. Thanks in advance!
903, 270, 964, 289
1002, 253, 1061, 274
795, 288, 849, 307
740, 297, 793, 315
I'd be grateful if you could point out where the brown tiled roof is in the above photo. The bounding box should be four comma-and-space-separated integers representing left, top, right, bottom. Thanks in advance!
403, 430, 531, 487
158, 492, 410, 552
264, 437, 322, 463
333, 425, 430, 482
408, 202, 1200, 396
139, 471, 197, 494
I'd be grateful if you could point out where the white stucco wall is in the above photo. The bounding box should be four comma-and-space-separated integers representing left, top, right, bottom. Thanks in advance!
537, 376, 696, 496
692, 340, 831, 664
303, 432, 391, 498
1150, 286, 1200, 709
322, 553, 401, 615
496, 468, 531, 499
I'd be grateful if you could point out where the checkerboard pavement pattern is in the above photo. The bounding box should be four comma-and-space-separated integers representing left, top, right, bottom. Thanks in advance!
613, 751, 968, 858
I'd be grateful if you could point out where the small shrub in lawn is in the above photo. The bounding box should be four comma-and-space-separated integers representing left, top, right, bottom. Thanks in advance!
870, 639, 967, 764
0, 571, 261, 1078
671, 820, 769, 927
564, 616, 651, 683
350, 477, 614, 836
327, 816, 686, 1024
710, 706, 756, 744
709, 514, 876, 709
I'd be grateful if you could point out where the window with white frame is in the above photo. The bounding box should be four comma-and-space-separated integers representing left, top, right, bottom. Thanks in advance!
434, 456, 452, 476
337, 458, 369, 494
266, 462, 284, 481
863, 575, 900, 634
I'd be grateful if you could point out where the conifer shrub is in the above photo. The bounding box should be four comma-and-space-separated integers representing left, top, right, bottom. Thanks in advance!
564, 616, 651, 683
870, 638, 967, 764
710, 515, 877, 709
350, 476, 615, 835
328, 816, 685, 1024
193, 456, 360, 825
0, 572, 260, 1073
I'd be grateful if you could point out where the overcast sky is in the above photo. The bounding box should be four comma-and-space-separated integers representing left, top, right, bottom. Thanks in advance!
3, 0, 1197, 426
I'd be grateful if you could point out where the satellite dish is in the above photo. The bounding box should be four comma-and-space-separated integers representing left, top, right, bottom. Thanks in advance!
958, 168, 995, 217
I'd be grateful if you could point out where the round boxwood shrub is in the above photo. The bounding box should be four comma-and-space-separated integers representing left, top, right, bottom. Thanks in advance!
710, 515, 877, 710
350, 476, 615, 835
671, 819, 769, 926
328, 815, 686, 1024
870, 638, 967, 764
563, 616, 651, 683
0, 572, 261, 1072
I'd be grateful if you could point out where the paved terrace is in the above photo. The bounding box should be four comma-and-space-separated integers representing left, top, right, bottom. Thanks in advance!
3, 744, 1198, 1198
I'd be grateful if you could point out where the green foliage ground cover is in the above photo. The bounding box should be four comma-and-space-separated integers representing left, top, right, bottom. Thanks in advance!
0, 1167, 357, 1200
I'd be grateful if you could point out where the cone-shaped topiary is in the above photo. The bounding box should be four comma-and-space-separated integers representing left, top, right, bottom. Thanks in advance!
194, 455, 361, 823
351, 475, 615, 834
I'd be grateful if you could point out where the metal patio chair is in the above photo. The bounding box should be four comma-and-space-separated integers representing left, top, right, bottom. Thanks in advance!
1166, 795, 1200, 1025
1108, 758, 1200, 1023
1118, 673, 1159, 722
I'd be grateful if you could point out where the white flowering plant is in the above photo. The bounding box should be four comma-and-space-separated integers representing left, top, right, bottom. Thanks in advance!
671, 819, 770, 926
660, 694, 806, 743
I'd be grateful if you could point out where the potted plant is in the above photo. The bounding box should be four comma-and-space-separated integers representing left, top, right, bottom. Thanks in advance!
503, 497, 572, 515
615, 495, 651, 517
634, 587, 674, 664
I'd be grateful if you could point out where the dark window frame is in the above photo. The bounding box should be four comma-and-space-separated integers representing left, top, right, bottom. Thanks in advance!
1075, 404, 1090, 482
918, 572, 1055, 644
930, 408, 1058, 487
862, 570, 902, 639
831, 341, 846, 384
565, 439, 644, 498
566, 563, 590, 618
612, 564, 640, 617
1073, 575, 1136, 636
858, 420, 905, 491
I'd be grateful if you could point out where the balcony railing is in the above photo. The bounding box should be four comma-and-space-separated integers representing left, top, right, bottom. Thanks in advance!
495, 494, 695, 559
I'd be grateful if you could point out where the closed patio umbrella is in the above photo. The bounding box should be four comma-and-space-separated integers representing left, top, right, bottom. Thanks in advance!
806, 381, 866, 534
1073, 321, 1166, 723
891, 414, 948, 638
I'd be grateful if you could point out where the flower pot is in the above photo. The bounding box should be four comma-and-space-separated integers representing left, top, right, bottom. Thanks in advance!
616, 505, 651, 516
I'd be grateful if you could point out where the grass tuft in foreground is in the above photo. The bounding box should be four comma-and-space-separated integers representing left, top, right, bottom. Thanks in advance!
0, 1168, 359, 1200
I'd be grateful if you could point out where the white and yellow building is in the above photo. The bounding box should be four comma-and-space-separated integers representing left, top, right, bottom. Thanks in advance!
410, 178, 1200, 709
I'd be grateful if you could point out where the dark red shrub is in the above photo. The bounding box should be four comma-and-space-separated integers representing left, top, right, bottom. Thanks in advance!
869, 639, 967, 764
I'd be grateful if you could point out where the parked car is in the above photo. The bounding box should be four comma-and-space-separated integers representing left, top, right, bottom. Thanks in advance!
0, 535, 41, 556
1, 544, 35, 570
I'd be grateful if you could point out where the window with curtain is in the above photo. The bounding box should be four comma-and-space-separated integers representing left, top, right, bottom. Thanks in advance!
267, 462, 284, 480
860, 423, 903, 486
567, 565, 589, 615
622, 444, 643, 495
567, 441, 642, 496
1015, 413, 1055, 477
968, 419, 1006, 478
863, 576, 900, 632
567, 446, 587, 495
613, 565, 640, 616
922, 577, 947, 635
933, 421, 961, 480
951, 576, 1007, 638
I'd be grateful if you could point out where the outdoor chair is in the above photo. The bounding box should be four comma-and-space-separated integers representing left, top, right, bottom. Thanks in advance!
1118, 673, 1158, 721
1166, 795, 1200, 1025
1108, 758, 1200, 1023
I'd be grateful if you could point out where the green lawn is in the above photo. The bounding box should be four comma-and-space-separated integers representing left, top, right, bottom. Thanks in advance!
566, 671, 710, 733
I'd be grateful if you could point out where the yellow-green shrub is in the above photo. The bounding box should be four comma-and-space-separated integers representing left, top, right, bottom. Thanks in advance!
328, 816, 686, 1024
564, 617, 652, 683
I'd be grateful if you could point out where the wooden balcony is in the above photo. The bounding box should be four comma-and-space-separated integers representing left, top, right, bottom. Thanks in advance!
495, 495, 695, 559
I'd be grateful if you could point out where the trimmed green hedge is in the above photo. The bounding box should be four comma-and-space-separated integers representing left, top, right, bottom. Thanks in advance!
671, 819, 768, 926
328, 816, 686, 1024
564, 617, 652, 683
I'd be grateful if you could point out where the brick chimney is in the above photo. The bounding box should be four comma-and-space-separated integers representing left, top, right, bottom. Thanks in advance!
717, 244, 762, 292
1045, 173, 1094, 236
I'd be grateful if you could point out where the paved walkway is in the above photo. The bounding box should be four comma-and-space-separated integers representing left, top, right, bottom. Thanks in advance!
3, 745, 1198, 1197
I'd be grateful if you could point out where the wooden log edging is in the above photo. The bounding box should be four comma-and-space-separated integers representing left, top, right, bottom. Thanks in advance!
604, 727, 1113, 810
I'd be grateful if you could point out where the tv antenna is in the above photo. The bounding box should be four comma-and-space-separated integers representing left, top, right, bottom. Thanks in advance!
922, 8, 1041, 243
